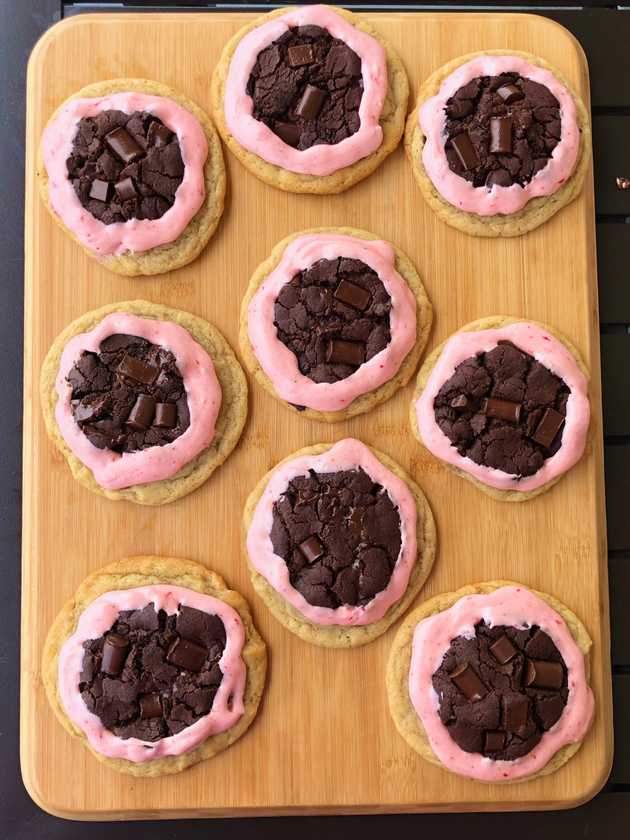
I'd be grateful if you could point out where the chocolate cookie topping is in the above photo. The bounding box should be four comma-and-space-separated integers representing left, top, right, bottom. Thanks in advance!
247, 26, 363, 150
433, 621, 569, 761
433, 340, 570, 477
67, 110, 185, 224
270, 467, 402, 609
274, 258, 391, 384
67, 333, 190, 453
443, 74, 562, 189
80, 604, 226, 741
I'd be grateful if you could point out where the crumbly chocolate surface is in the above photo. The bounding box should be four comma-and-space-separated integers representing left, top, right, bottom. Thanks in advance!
444, 74, 562, 189
433, 621, 569, 761
67, 110, 184, 224
80, 604, 226, 741
433, 340, 570, 477
270, 468, 402, 609
274, 257, 391, 384
67, 333, 190, 453
246, 25, 363, 150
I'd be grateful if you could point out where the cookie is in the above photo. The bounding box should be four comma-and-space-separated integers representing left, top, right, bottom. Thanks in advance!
40, 300, 247, 505
387, 581, 594, 783
42, 556, 267, 777
243, 438, 436, 648
410, 316, 590, 501
240, 227, 432, 423
406, 50, 591, 237
211, 5, 409, 194
38, 78, 226, 276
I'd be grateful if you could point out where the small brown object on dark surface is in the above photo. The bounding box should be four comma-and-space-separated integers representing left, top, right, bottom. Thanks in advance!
126, 394, 156, 431
450, 131, 479, 171
616, 176, 630, 190
118, 353, 158, 385
451, 394, 472, 412
450, 662, 487, 700
503, 694, 529, 732
105, 126, 143, 164
486, 169, 513, 189
490, 634, 518, 664
299, 535, 324, 563
484, 730, 506, 752
274, 121, 300, 148
139, 693, 162, 719
531, 407, 565, 448
296, 84, 327, 121
89, 179, 110, 202
483, 397, 522, 424
525, 658, 564, 690
334, 279, 371, 311
287, 43, 315, 67
114, 177, 137, 202
147, 121, 173, 148
101, 633, 129, 675
326, 338, 365, 367
154, 402, 177, 428
497, 83, 524, 104
166, 636, 208, 672
490, 116, 512, 155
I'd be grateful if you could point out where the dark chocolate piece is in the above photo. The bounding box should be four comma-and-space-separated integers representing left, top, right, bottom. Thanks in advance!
326, 338, 365, 367
114, 176, 137, 202
450, 662, 487, 701
486, 169, 513, 189
118, 353, 158, 385
490, 116, 512, 154
451, 394, 472, 412
105, 126, 143, 164
496, 83, 524, 104
101, 633, 129, 675
154, 402, 177, 428
147, 121, 173, 148
274, 121, 300, 148
483, 397, 522, 424
287, 43, 315, 67
296, 84, 327, 121
299, 535, 324, 563
525, 658, 564, 690
490, 634, 518, 664
126, 394, 156, 431
484, 730, 506, 752
89, 179, 110, 202
333, 279, 371, 312
451, 131, 479, 171
139, 693, 162, 719
166, 637, 208, 672
503, 694, 529, 732
531, 407, 565, 449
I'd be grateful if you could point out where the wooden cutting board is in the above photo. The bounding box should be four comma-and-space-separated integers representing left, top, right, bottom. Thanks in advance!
21, 10, 612, 818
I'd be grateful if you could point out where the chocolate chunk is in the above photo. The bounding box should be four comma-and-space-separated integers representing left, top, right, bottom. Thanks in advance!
274, 121, 300, 148
451, 394, 472, 412
333, 279, 371, 312
451, 131, 479, 171
326, 338, 365, 367
531, 407, 565, 448
147, 121, 173, 148
497, 83, 524, 104
101, 633, 129, 675
139, 693, 162, 719
89, 179, 110, 202
299, 535, 324, 563
484, 730, 506, 752
483, 397, 522, 423
118, 353, 158, 385
166, 637, 208, 672
450, 662, 487, 701
616, 176, 630, 191
105, 127, 144, 164
525, 659, 564, 690
126, 394, 156, 431
490, 634, 517, 664
154, 402, 177, 428
287, 44, 315, 67
486, 169, 513, 189
176, 606, 226, 647
490, 117, 512, 155
296, 84, 326, 121
115, 176, 137, 202
503, 694, 529, 731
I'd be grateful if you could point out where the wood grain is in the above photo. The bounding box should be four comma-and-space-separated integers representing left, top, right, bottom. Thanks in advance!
21, 11, 612, 818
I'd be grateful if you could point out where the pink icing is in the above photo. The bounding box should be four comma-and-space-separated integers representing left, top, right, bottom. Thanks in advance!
248, 234, 417, 412
224, 5, 388, 176
54, 312, 221, 491
419, 56, 580, 215
409, 586, 595, 782
41, 92, 208, 255
58, 584, 246, 762
415, 322, 590, 492
246, 438, 418, 626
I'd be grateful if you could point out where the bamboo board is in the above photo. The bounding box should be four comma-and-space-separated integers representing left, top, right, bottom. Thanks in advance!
21, 10, 612, 819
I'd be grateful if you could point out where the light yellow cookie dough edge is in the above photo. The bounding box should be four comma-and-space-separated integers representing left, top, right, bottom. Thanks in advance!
404, 49, 592, 237
37, 78, 226, 276
239, 226, 433, 423
39, 300, 248, 506
211, 5, 409, 195
386, 579, 593, 784
242, 442, 437, 648
42, 555, 267, 778
409, 315, 591, 502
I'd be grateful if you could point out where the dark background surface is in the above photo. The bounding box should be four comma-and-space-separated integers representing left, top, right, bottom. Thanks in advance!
1, 1, 629, 837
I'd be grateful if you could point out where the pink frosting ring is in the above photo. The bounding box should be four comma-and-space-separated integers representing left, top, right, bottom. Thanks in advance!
41, 92, 208, 255
409, 585, 595, 782
415, 322, 590, 492
57, 584, 246, 763
248, 234, 417, 412
419, 56, 580, 216
224, 5, 387, 176
246, 438, 418, 626
54, 312, 222, 491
